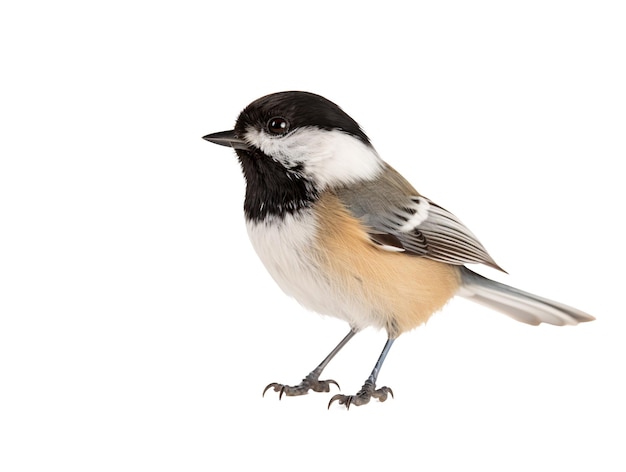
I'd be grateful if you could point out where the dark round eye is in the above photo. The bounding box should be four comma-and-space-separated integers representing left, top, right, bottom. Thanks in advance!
267, 117, 290, 135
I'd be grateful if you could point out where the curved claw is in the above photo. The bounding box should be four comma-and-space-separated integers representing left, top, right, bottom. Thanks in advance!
372, 386, 394, 402
322, 379, 340, 392
262, 383, 284, 398
328, 394, 352, 410
374, 387, 395, 402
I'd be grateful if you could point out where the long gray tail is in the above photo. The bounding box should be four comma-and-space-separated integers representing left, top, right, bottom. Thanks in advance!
457, 267, 595, 326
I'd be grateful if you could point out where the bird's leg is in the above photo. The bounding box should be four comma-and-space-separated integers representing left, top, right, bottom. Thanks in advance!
328, 338, 395, 409
263, 328, 357, 399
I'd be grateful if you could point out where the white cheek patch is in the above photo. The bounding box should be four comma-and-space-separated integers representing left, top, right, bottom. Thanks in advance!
244, 127, 295, 165
399, 197, 430, 232
244, 127, 384, 187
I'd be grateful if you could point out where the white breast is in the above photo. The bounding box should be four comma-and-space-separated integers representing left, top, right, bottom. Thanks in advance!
246, 211, 367, 328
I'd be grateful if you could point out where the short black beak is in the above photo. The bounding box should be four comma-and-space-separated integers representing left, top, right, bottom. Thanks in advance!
202, 130, 249, 150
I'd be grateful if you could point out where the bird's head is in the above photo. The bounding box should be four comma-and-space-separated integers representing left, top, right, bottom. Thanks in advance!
204, 91, 384, 190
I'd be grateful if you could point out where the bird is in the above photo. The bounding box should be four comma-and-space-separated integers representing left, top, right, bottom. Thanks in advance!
202, 91, 594, 409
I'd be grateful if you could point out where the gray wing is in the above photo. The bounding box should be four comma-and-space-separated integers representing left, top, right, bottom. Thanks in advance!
334, 164, 505, 272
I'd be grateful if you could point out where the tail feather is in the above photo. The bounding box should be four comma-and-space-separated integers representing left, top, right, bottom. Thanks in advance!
457, 267, 595, 326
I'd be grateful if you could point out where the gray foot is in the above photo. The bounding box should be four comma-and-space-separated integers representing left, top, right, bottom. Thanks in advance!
263, 370, 339, 399
328, 380, 393, 409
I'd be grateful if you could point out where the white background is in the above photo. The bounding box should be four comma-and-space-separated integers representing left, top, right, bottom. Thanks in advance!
1, 1, 625, 470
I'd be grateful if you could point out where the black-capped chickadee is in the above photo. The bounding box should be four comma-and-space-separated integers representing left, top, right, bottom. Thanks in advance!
203, 91, 594, 409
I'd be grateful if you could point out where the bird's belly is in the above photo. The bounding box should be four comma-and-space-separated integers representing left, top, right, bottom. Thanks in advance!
313, 194, 462, 336
246, 198, 461, 336
246, 211, 354, 323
